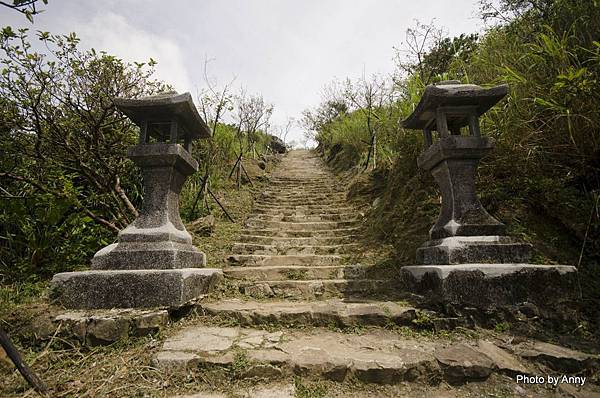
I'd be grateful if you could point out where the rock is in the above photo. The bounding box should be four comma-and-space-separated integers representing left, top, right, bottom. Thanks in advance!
55, 313, 88, 342
474, 340, 529, 376
512, 341, 599, 372
267, 135, 287, 154
434, 343, 494, 384
559, 383, 600, 398
188, 215, 216, 237
243, 283, 274, 298
86, 316, 129, 345
133, 310, 169, 336
518, 302, 540, 318
241, 364, 283, 379
153, 351, 200, 370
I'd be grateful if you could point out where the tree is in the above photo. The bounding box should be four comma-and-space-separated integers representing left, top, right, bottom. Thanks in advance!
237, 92, 273, 159
0, 0, 48, 22
191, 58, 235, 215
275, 117, 295, 146
341, 74, 392, 170
0, 28, 167, 280
394, 20, 445, 84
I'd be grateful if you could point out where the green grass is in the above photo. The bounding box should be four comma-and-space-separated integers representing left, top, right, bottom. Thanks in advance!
294, 377, 328, 398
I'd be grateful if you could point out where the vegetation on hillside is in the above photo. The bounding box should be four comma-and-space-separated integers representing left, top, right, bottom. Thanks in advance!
0, 28, 281, 286
303, 0, 600, 298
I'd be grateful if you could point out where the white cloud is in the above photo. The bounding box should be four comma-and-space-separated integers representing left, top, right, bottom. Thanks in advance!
70, 12, 192, 92
0, 0, 484, 147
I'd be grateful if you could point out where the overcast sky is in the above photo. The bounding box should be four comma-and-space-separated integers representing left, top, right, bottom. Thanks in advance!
1, 0, 486, 146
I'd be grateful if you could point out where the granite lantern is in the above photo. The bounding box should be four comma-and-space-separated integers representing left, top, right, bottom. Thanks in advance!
50, 92, 222, 309
399, 81, 578, 315
402, 81, 532, 265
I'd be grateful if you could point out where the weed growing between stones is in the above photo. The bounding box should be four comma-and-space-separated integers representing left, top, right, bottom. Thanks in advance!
294, 376, 328, 398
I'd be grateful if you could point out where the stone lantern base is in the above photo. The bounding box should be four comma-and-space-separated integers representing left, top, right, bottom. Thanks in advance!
401, 264, 579, 318
416, 235, 532, 265
50, 268, 222, 309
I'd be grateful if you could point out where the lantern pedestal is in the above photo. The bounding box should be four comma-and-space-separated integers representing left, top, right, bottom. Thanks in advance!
50, 269, 221, 309
92, 144, 206, 271
416, 136, 532, 264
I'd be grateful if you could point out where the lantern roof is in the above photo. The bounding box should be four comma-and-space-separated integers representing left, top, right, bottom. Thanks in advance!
114, 92, 211, 139
402, 81, 508, 130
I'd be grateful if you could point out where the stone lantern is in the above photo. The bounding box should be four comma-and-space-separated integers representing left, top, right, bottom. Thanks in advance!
51, 92, 222, 309
402, 81, 532, 265
399, 81, 578, 314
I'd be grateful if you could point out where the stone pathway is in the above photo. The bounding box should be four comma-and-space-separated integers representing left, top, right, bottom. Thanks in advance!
225, 150, 395, 300
155, 150, 600, 397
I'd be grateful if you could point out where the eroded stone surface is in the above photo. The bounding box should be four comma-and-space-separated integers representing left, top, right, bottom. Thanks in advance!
474, 339, 529, 376
154, 326, 440, 384
434, 343, 495, 384
201, 298, 417, 327
511, 341, 599, 372
54, 308, 169, 345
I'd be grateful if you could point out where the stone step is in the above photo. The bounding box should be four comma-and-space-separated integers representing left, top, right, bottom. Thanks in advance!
238, 279, 397, 300
259, 188, 343, 195
259, 193, 344, 201
155, 325, 599, 388
240, 227, 361, 238
248, 213, 359, 222
237, 235, 359, 245
227, 254, 343, 267
253, 205, 356, 214
199, 298, 417, 327
259, 192, 347, 201
231, 242, 358, 255
153, 327, 441, 384
244, 220, 360, 231
258, 198, 347, 207
224, 264, 368, 281
269, 175, 332, 180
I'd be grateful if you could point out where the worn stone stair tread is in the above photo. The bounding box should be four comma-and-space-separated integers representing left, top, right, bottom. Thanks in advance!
239, 279, 397, 300
153, 326, 441, 384
253, 206, 356, 214
237, 235, 359, 245
227, 254, 343, 266
244, 220, 360, 231
156, 326, 590, 386
231, 242, 358, 255
199, 298, 417, 327
241, 227, 361, 238
249, 213, 359, 222
224, 264, 369, 281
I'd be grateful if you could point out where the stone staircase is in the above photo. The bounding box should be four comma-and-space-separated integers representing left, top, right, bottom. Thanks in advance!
224, 150, 396, 301
153, 150, 600, 397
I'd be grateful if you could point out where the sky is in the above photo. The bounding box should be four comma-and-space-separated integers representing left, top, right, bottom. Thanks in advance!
1, 0, 486, 147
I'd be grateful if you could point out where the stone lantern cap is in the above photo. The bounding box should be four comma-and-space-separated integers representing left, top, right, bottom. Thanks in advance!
114, 92, 211, 142
402, 81, 508, 130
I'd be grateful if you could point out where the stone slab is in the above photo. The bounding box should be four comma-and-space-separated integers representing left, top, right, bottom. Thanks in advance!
402, 264, 579, 311
50, 268, 222, 309
91, 241, 206, 270
53, 308, 169, 345
153, 326, 441, 384
434, 343, 494, 384
416, 236, 532, 265
511, 341, 599, 372
200, 298, 417, 327
403, 264, 576, 280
